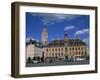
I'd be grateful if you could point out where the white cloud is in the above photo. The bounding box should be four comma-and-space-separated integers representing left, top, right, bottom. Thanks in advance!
26, 37, 39, 42
30, 13, 80, 25
82, 38, 89, 45
64, 26, 75, 31
26, 37, 34, 42
75, 28, 89, 35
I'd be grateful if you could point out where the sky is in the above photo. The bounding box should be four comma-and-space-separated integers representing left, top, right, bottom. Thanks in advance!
26, 12, 90, 46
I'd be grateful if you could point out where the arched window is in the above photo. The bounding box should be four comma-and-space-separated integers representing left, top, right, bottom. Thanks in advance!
49, 53, 51, 57
79, 52, 80, 55
58, 48, 60, 51
85, 51, 87, 55
76, 52, 77, 55
58, 53, 60, 56
81, 47, 83, 50
52, 48, 54, 51
61, 53, 63, 56
47, 49, 48, 51
65, 48, 67, 51
55, 53, 57, 56
82, 52, 83, 55
52, 53, 54, 57
62, 48, 63, 51
55, 53, 57, 58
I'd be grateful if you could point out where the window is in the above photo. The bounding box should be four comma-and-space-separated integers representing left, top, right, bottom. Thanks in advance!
81, 52, 83, 55
79, 52, 80, 55
76, 48, 77, 50
52, 48, 54, 51
73, 48, 74, 50
62, 48, 63, 51
61, 53, 63, 56
59, 48, 60, 51
52, 53, 54, 56
47, 49, 48, 51
55, 48, 57, 51
85, 51, 87, 55
65, 48, 67, 51
58, 53, 60, 56
47, 53, 48, 57
76, 52, 77, 55
50, 53, 51, 56
81, 47, 83, 50
55, 53, 57, 56
78, 47, 80, 50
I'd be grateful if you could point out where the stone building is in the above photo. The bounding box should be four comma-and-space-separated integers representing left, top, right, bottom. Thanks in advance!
26, 39, 43, 62
26, 27, 89, 62
43, 30, 88, 61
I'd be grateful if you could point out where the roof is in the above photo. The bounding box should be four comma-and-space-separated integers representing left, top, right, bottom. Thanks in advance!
46, 40, 64, 47
26, 39, 42, 48
46, 39, 87, 47
26, 38, 87, 48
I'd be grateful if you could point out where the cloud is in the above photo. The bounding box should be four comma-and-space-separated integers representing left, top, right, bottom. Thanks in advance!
64, 26, 75, 31
26, 37, 39, 42
30, 13, 80, 25
75, 28, 89, 35
26, 37, 34, 42
82, 38, 89, 46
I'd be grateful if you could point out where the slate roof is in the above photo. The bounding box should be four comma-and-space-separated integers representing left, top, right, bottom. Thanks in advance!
26, 38, 87, 48
46, 39, 87, 47
26, 39, 42, 48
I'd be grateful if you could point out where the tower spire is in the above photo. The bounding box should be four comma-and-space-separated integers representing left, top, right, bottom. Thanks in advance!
64, 30, 68, 41
42, 26, 48, 46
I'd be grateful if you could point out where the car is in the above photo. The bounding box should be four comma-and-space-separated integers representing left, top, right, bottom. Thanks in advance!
49, 59, 53, 63
67, 59, 74, 62
76, 58, 85, 61
33, 60, 39, 63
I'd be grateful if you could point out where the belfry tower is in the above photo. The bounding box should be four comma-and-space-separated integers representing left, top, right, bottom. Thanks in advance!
42, 27, 48, 46
64, 30, 68, 41
64, 30, 68, 46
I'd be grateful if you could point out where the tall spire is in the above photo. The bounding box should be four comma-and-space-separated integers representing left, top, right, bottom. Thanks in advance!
42, 26, 48, 46
64, 30, 68, 46
64, 30, 68, 41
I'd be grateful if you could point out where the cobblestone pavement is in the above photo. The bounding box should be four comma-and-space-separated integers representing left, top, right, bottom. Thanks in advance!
26, 60, 89, 67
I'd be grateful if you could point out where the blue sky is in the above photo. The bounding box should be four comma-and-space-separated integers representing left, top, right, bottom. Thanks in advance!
26, 12, 89, 46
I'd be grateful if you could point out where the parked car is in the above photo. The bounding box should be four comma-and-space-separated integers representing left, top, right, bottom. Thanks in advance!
49, 59, 53, 63
76, 58, 85, 61
33, 60, 40, 63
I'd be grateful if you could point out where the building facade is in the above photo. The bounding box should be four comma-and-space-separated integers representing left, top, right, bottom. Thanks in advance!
26, 39, 43, 62
26, 27, 89, 62
43, 46, 65, 61
43, 31, 89, 61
